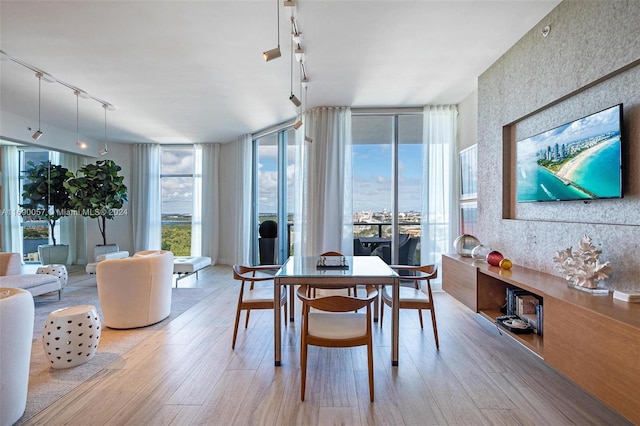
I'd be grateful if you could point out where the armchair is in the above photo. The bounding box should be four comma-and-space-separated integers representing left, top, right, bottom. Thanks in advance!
96, 250, 174, 329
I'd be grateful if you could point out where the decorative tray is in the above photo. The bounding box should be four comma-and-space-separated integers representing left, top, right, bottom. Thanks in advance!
316, 256, 348, 269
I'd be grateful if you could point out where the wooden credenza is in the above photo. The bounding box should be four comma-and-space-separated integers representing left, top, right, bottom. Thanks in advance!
442, 254, 640, 424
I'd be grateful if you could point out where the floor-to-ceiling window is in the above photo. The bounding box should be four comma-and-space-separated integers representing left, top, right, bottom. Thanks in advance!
160, 146, 194, 256
19, 148, 51, 262
253, 127, 295, 264
352, 112, 423, 265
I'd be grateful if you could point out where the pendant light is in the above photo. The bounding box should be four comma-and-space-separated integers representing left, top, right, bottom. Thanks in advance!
288, 17, 301, 107
74, 90, 87, 149
263, 0, 281, 61
32, 72, 43, 140
99, 103, 109, 155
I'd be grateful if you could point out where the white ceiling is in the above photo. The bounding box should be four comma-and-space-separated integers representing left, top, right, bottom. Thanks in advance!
0, 0, 560, 145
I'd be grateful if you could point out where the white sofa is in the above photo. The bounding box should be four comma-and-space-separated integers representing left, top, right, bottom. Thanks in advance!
96, 250, 174, 329
0, 252, 62, 299
0, 287, 34, 426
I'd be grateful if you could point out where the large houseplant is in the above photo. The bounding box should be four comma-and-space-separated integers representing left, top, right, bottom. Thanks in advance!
65, 159, 128, 247
20, 160, 72, 264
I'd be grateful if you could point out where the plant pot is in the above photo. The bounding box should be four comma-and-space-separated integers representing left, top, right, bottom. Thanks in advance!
38, 245, 69, 265
94, 244, 120, 261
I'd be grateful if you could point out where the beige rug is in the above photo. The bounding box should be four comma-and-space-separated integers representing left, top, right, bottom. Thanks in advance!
17, 273, 215, 424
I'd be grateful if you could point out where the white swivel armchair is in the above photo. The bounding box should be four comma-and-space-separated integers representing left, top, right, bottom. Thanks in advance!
96, 250, 174, 329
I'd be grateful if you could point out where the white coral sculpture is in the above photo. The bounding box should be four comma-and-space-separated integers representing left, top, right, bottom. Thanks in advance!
553, 234, 613, 289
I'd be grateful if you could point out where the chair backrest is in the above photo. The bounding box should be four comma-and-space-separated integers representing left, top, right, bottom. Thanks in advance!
320, 251, 343, 257
390, 263, 438, 284
353, 239, 371, 256
232, 264, 280, 282
297, 285, 377, 312
0, 253, 22, 276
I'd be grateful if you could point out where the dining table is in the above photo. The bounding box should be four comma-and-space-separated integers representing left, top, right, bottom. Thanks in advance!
274, 255, 401, 366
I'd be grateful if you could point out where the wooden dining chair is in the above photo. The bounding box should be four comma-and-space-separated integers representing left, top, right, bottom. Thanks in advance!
379, 264, 439, 349
297, 284, 378, 402
313, 251, 357, 297
231, 264, 286, 349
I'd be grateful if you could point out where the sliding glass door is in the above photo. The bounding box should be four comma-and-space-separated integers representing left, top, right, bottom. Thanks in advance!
352, 113, 423, 265
254, 127, 296, 264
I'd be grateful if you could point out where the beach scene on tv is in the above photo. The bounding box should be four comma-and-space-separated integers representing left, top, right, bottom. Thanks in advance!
516, 105, 622, 202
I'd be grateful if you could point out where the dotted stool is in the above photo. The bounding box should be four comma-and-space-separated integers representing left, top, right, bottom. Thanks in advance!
36, 264, 68, 288
42, 305, 101, 369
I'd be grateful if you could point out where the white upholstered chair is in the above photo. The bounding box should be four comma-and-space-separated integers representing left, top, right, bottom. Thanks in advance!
0, 287, 34, 426
96, 250, 174, 329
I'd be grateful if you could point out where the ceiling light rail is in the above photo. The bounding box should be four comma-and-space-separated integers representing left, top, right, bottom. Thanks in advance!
0, 49, 116, 111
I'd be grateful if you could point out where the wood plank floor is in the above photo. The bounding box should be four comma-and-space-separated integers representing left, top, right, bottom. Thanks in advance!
25, 265, 631, 425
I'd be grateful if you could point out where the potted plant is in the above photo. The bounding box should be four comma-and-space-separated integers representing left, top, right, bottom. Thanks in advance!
64, 159, 128, 255
20, 160, 72, 265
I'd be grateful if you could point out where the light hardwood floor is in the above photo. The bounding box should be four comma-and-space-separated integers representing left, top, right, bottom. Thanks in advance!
25, 265, 631, 425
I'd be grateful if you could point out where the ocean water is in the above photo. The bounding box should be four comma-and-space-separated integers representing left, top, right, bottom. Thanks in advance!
565, 138, 621, 197
517, 138, 621, 202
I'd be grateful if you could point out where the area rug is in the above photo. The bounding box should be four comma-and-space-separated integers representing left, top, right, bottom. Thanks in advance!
17, 274, 216, 424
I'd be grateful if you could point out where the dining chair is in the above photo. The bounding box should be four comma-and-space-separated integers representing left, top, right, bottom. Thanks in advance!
231, 264, 286, 349
297, 284, 378, 401
313, 251, 357, 297
379, 264, 439, 349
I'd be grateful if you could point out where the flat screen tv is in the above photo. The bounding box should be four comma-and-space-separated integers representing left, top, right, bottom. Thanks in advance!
516, 104, 622, 203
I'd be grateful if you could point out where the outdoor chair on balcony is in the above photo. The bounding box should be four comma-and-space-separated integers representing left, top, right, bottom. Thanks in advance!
353, 238, 372, 256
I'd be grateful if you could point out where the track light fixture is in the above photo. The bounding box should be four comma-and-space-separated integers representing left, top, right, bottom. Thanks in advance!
32, 72, 44, 140
263, 0, 281, 61
294, 44, 304, 62
74, 90, 87, 150
289, 94, 301, 107
293, 120, 302, 129
99, 103, 109, 155
284, 0, 295, 6
304, 85, 312, 142
305, 135, 313, 143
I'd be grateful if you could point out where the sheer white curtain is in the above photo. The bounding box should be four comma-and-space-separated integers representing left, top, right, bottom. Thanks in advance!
234, 135, 253, 265
421, 105, 458, 268
194, 143, 220, 260
1, 145, 21, 253
132, 144, 162, 252
295, 107, 352, 256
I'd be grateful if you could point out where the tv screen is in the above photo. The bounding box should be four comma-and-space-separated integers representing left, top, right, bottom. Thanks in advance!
516, 104, 622, 203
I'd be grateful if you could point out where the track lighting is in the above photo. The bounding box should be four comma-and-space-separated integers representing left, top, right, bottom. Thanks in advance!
99, 103, 109, 155
284, 0, 295, 6
295, 44, 304, 62
74, 90, 87, 149
32, 72, 44, 140
289, 93, 301, 107
263, 0, 281, 62
293, 119, 302, 129
263, 46, 281, 61
305, 135, 313, 143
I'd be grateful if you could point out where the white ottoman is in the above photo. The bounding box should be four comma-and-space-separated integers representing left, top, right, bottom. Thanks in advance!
43, 305, 101, 369
37, 264, 68, 288
173, 256, 212, 286
0, 288, 34, 426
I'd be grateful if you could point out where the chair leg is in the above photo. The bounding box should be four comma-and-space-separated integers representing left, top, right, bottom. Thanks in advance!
367, 336, 374, 402
245, 309, 251, 328
232, 306, 242, 349
379, 298, 384, 326
430, 308, 439, 349
418, 309, 424, 329
300, 334, 308, 401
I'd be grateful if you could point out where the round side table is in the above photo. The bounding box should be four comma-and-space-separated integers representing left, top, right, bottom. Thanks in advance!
42, 305, 101, 369
36, 264, 68, 288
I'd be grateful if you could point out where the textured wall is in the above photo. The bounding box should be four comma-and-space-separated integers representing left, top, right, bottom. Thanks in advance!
477, 0, 640, 291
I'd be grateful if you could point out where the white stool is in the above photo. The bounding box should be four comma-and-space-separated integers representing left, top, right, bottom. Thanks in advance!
43, 305, 101, 369
36, 264, 68, 288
